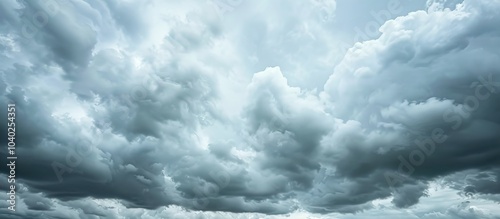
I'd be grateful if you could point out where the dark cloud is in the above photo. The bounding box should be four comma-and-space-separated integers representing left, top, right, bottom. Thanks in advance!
243, 67, 332, 191
318, 0, 500, 212
1, 0, 500, 218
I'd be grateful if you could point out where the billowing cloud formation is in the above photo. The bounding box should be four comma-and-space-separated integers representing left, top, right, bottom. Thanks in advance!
1, 0, 500, 218
320, 0, 500, 211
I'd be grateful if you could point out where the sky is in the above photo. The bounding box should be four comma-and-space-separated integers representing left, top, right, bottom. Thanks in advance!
0, 0, 500, 218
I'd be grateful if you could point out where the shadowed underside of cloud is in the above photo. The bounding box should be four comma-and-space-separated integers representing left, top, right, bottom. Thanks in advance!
0, 0, 500, 218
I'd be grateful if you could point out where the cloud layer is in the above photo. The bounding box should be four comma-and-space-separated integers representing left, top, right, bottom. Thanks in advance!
1, 0, 500, 218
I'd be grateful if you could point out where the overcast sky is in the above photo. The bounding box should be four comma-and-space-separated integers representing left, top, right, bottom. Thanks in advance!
1, 0, 500, 218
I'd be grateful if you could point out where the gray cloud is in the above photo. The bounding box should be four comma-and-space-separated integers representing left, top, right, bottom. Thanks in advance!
1, 0, 500, 218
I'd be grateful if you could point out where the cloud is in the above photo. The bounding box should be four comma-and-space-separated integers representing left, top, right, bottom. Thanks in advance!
316, 0, 500, 212
1, 0, 500, 218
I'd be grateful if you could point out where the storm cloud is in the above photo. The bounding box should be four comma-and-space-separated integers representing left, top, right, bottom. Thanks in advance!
0, 0, 499, 218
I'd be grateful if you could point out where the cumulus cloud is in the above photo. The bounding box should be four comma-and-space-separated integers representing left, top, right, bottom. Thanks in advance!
1, 0, 500, 218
